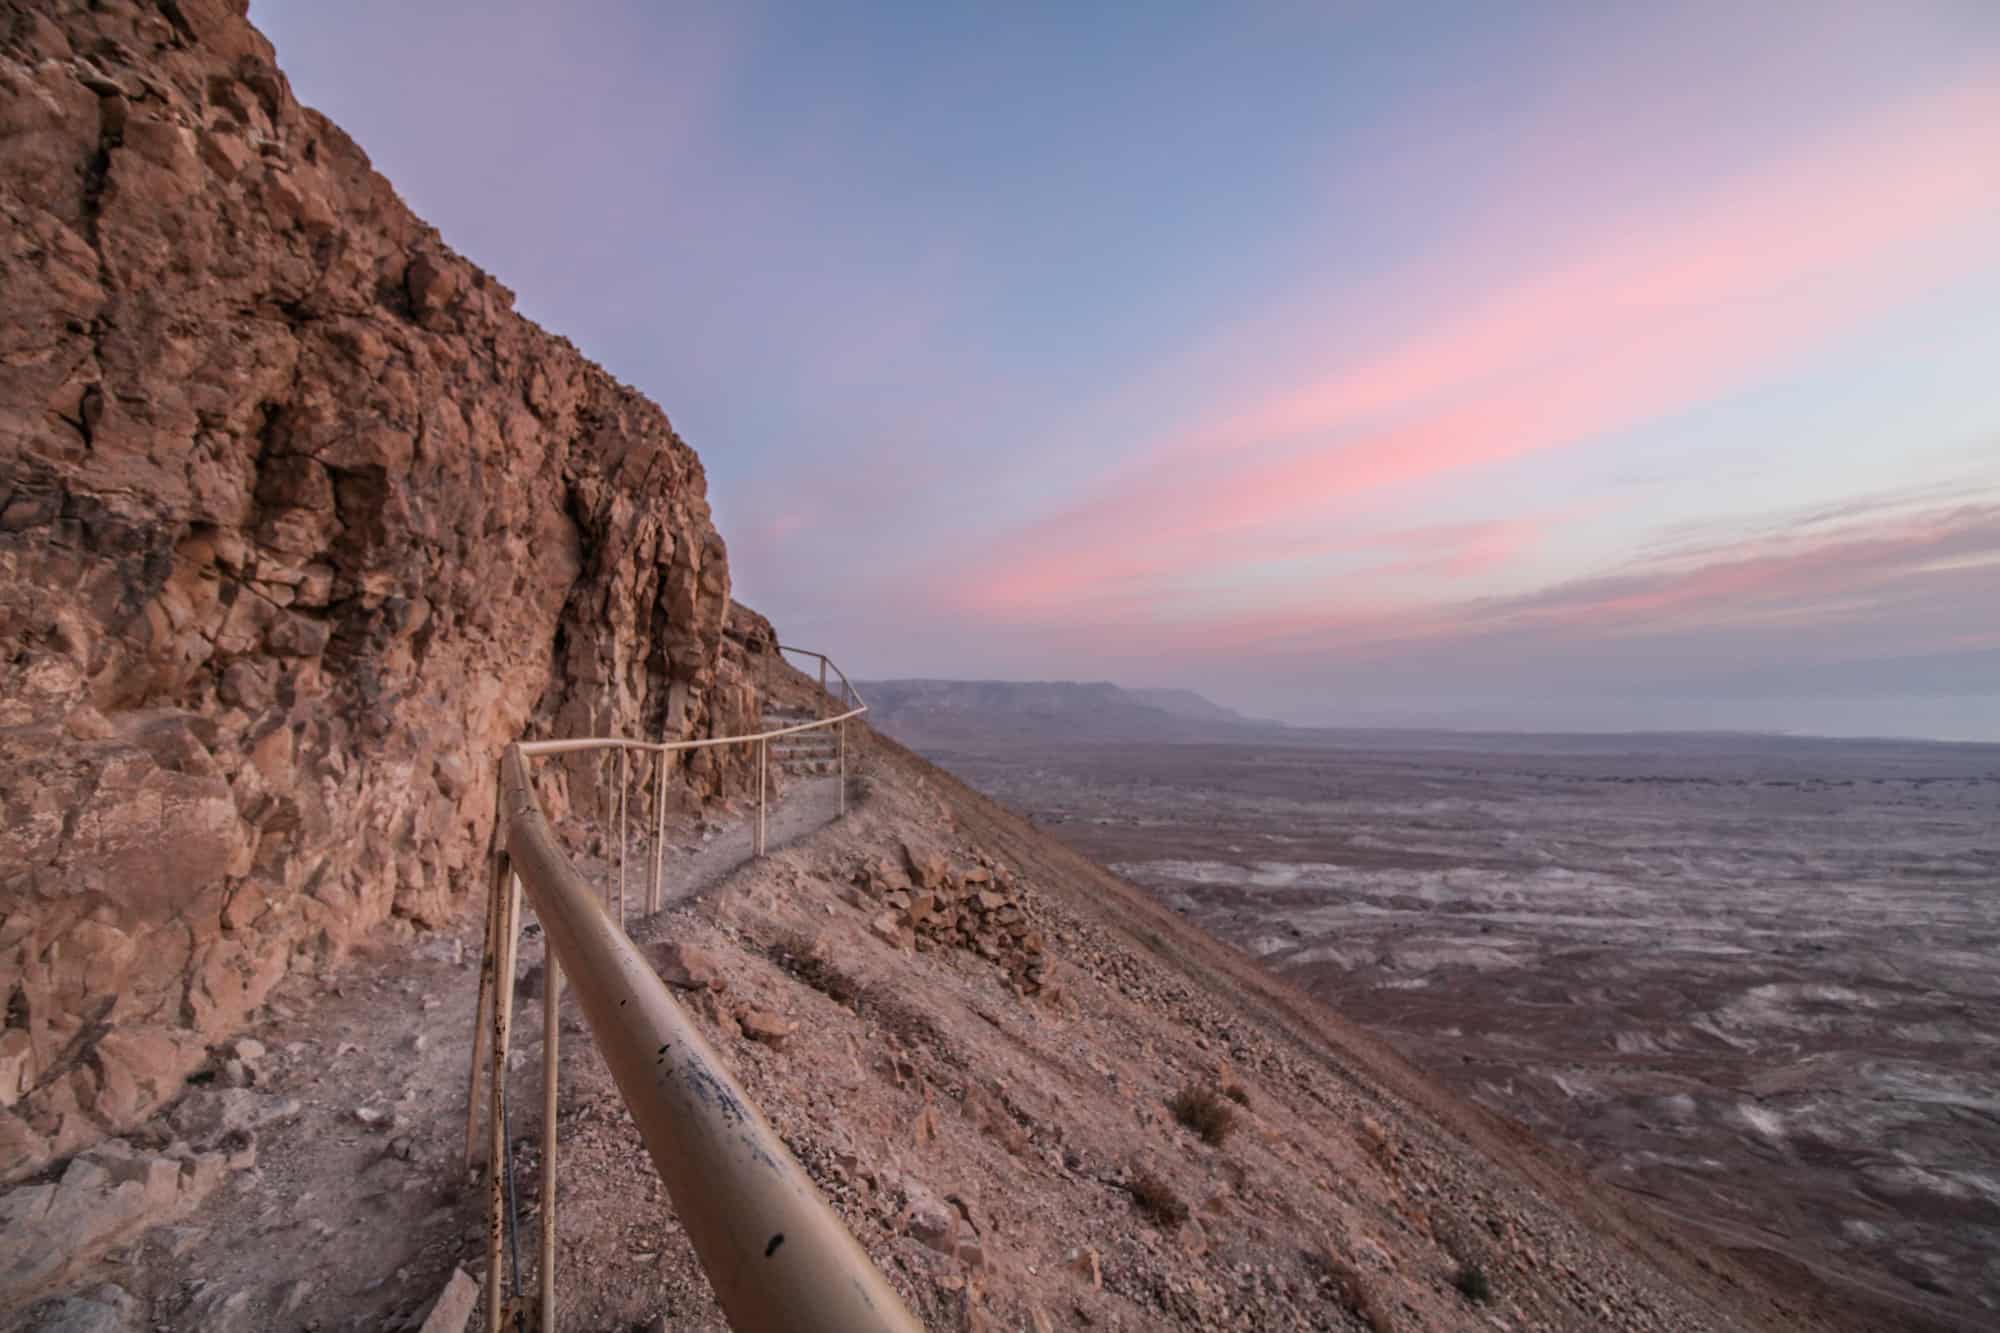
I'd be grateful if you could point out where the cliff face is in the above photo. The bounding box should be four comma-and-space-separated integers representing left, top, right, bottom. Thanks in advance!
0, 0, 762, 1179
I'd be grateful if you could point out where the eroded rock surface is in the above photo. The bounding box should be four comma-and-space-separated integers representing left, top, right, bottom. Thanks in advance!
0, 0, 767, 1179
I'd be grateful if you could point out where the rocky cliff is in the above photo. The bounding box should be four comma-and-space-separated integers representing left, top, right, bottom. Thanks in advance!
0, 0, 765, 1181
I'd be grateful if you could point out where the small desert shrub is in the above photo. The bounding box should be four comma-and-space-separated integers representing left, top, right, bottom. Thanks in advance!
1307, 1246, 1393, 1333
1452, 1261, 1492, 1304
1169, 1083, 1237, 1147
1222, 1081, 1251, 1107
1128, 1171, 1189, 1229
1355, 1116, 1396, 1172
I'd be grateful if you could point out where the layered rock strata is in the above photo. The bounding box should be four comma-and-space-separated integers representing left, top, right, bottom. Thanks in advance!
0, 0, 763, 1179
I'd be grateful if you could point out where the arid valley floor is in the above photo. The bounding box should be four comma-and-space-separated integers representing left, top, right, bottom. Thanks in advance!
908, 725, 2000, 1331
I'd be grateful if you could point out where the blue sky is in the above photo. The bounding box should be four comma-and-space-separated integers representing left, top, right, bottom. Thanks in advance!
253, 1, 2000, 738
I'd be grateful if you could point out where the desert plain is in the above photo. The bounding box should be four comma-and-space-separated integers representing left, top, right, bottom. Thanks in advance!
913, 726, 2000, 1330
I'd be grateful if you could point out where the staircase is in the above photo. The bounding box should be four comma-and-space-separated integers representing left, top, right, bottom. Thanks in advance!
760, 706, 841, 776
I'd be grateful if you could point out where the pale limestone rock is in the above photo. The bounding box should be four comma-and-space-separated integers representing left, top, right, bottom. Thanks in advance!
0, 1140, 222, 1305
736, 1008, 797, 1049
901, 1185, 958, 1255
900, 840, 948, 890
868, 912, 906, 949
653, 941, 723, 991
415, 1266, 478, 1333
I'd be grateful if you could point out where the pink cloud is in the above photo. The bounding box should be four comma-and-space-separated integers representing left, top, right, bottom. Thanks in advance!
1183, 499, 2000, 663
902, 493, 1998, 685
943, 80, 2000, 620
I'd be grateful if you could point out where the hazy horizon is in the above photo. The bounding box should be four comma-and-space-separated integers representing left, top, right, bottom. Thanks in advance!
255, 2, 2000, 741
855, 673, 2000, 743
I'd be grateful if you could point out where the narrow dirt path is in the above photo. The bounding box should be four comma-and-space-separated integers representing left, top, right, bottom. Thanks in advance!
5, 777, 845, 1333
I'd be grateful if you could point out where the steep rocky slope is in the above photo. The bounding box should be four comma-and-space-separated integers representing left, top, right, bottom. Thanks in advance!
0, 0, 769, 1182
3, 674, 1829, 1330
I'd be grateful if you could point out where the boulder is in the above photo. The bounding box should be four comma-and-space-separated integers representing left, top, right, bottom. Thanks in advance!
415, 1267, 478, 1333
901, 1185, 958, 1255
735, 1008, 797, 1050
0, 1141, 224, 1306
868, 912, 907, 950
653, 942, 724, 991
900, 841, 949, 891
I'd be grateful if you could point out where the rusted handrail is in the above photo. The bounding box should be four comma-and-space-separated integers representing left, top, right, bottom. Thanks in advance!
486, 745, 918, 1331
467, 649, 902, 1330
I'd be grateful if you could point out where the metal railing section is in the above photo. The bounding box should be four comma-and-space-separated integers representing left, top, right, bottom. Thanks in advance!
462, 651, 917, 1331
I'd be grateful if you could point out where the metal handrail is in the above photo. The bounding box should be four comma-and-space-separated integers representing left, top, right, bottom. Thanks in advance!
492, 746, 919, 1332
774, 643, 865, 716
515, 706, 862, 757
468, 648, 912, 1330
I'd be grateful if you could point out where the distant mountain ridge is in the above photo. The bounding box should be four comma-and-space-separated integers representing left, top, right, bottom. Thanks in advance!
1125, 686, 1260, 725
853, 679, 1277, 747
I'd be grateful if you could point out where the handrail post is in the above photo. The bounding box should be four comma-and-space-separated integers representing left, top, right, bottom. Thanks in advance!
486, 868, 522, 1332
651, 749, 667, 914
755, 737, 768, 857
818, 657, 827, 719
539, 953, 560, 1329
464, 781, 505, 1169
838, 719, 847, 817
616, 749, 628, 928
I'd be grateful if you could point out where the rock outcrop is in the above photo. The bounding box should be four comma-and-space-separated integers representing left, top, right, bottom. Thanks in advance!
0, 0, 765, 1179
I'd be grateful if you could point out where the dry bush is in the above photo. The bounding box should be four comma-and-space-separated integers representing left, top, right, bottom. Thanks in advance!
1434, 1216, 1498, 1305
1169, 1083, 1238, 1147
1355, 1115, 1397, 1173
1452, 1262, 1492, 1304
1128, 1171, 1189, 1229
1307, 1245, 1394, 1333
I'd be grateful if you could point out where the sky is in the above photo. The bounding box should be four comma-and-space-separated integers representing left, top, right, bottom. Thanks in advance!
253, 1, 2000, 740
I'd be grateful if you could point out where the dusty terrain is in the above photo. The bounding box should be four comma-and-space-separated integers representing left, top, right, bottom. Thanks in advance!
922, 730, 2000, 1332
2, 683, 1830, 1331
